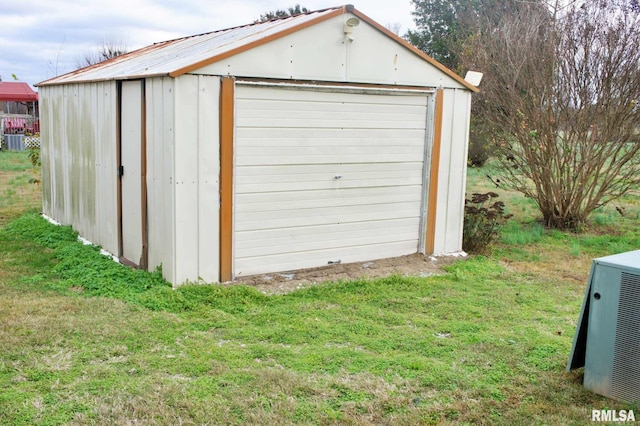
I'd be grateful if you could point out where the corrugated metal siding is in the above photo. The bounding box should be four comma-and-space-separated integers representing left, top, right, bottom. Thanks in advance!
233, 84, 430, 277
146, 77, 176, 283
39, 8, 342, 86
120, 80, 144, 264
40, 82, 118, 255
433, 88, 472, 255
172, 75, 220, 285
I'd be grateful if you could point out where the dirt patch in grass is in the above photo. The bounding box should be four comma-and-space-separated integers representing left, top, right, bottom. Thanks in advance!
232, 253, 462, 294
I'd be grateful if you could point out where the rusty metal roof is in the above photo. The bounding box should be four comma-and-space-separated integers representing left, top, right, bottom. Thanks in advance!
38, 6, 346, 86
37, 5, 478, 92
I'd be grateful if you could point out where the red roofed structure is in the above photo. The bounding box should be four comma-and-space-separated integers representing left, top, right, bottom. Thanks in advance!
0, 81, 38, 102
0, 82, 39, 146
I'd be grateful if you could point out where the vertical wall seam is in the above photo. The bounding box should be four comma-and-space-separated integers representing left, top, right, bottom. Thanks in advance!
425, 88, 444, 254
116, 81, 123, 258
219, 77, 235, 282
418, 94, 433, 254
458, 90, 472, 250
197, 76, 201, 280
140, 80, 149, 270
445, 89, 456, 252
170, 78, 178, 285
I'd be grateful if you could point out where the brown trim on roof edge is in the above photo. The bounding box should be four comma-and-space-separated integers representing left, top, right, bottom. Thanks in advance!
38, 73, 171, 87
169, 6, 346, 77
425, 88, 444, 254
38, 5, 478, 93
219, 77, 235, 282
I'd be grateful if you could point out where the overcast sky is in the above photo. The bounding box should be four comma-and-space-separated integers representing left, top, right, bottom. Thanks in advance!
0, 0, 417, 89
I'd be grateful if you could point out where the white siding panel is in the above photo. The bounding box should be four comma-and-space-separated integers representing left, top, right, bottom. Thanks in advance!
445, 89, 471, 253
146, 80, 161, 271
40, 86, 55, 219
236, 185, 422, 211
174, 75, 200, 283
96, 82, 118, 254
91, 84, 103, 246
61, 85, 74, 226
196, 76, 221, 283
236, 201, 422, 231
237, 241, 419, 277
194, 13, 466, 89
433, 89, 471, 255
236, 128, 426, 146
235, 218, 420, 250
146, 77, 176, 282
39, 82, 118, 255
346, 18, 466, 88
234, 84, 429, 277
195, 15, 347, 82
121, 81, 144, 265
172, 75, 220, 285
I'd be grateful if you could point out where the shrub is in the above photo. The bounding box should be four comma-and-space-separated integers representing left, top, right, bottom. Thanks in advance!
467, 118, 493, 167
27, 146, 41, 184
463, 192, 512, 254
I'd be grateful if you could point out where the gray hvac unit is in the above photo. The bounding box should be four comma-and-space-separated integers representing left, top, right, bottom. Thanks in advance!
4, 134, 25, 151
567, 250, 640, 403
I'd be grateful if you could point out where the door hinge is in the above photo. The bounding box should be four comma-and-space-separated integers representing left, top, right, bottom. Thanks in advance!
118, 165, 124, 177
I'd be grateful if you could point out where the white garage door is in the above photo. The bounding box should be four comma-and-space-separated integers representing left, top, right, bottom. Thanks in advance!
234, 84, 431, 277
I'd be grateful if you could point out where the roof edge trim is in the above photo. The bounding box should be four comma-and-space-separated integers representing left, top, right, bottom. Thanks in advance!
349, 8, 479, 93
36, 39, 182, 87
37, 73, 170, 87
169, 6, 346, 78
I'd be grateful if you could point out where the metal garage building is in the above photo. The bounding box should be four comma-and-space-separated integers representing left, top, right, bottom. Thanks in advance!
37, 5, 479, 286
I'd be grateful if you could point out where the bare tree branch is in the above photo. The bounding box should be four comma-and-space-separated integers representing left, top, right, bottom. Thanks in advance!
77, 35, 128, 69
462, 1, 640, 228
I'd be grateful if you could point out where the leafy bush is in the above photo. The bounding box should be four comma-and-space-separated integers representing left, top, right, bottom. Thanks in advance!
463, 192, 512, 253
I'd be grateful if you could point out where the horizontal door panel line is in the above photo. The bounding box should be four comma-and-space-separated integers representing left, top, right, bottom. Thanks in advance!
236, 123, 428, 130
236, 172, 424, 183
237, 235, 419, 258
235, 80, 435, 95
236, 161, 425, 169
235, 213, 423, 233
234, 197, 423, 213
236, 201, 422, 221
235, 183, 424, 195
235, 158, 427, 166
235, 242, 419, 277
236, 225, 420, 246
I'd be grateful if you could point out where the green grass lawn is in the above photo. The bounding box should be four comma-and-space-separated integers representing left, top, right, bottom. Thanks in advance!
1, 151, 639, 425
